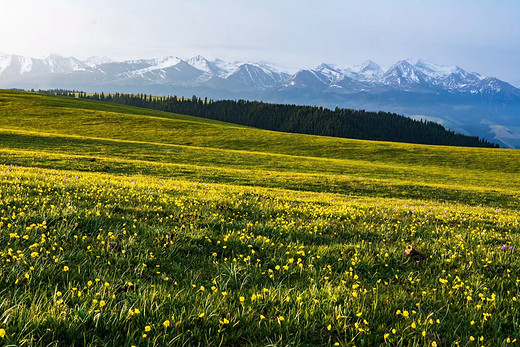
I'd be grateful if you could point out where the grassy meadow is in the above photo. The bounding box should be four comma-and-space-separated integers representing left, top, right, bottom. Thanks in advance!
0, 89, 519, 346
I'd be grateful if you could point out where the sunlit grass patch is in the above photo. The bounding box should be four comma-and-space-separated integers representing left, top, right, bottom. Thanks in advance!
0, 166, 518, 345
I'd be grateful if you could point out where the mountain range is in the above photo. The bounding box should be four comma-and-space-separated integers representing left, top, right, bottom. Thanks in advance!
1, 53, 519, 148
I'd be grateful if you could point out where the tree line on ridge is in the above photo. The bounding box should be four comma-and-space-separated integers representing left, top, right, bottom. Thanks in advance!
37, 89, 498, 148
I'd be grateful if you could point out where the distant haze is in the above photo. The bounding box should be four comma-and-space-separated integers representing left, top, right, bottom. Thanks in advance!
1, 0, 519, 86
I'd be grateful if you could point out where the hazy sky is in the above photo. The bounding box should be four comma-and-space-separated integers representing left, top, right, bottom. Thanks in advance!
1, 0, 519, 85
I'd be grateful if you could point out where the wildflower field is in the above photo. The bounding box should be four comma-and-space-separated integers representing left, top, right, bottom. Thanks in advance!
0, 90, 519, 346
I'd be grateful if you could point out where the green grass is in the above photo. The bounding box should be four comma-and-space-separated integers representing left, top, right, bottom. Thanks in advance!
0, 89, 519, 346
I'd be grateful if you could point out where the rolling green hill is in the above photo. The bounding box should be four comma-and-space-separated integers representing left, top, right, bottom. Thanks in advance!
0, 89, 518, 345
40, 89, 499, 148
1, 90, 518, 205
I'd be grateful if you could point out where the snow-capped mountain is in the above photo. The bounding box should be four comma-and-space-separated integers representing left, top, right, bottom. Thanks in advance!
224, 63, 289, 90
84, 56, 114, 67
283, 69, 330, 90
0, 53, 519, 147
0, 54, 88, 79
1, 53, 516, 96
381, 60, 429, 89
288, 59, 519, 96
113, 56, 210, 85
186, 55, 235, 79
315, 64, 346, 84
351, 60, 384, 79
377, 59, 496, 93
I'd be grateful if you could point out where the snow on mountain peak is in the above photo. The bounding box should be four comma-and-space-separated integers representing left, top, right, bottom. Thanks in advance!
243, 61, 289, 79
350, 60, 383, 80
413, 60, 460, 78
315, 63, 345, 83
255, 60, 294, 74
382, 60, 424, 86
0, 54, 12, 74
42, 55, 87, 73
19, 56, 33, 74
0, 53, 515, 98
153, 56, 182, 69
394, 59, 415, 68
187, 55, 213, 74
215, 61, 242, 76
84, 56, 114, 67
185, 55, 294, 79
353, 60, 381, 73
118, 56, 184, 79
316, 63, 341, 71
185, 56, 246, 78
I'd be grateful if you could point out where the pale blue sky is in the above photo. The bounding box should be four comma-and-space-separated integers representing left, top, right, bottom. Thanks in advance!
1, 0, 519, 85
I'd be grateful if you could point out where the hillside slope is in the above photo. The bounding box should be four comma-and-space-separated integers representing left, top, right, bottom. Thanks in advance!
40, 90, 498, 148
0, 89, 518, 207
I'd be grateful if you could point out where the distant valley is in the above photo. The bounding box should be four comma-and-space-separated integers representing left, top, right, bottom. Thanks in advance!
1, 53, 519, 147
